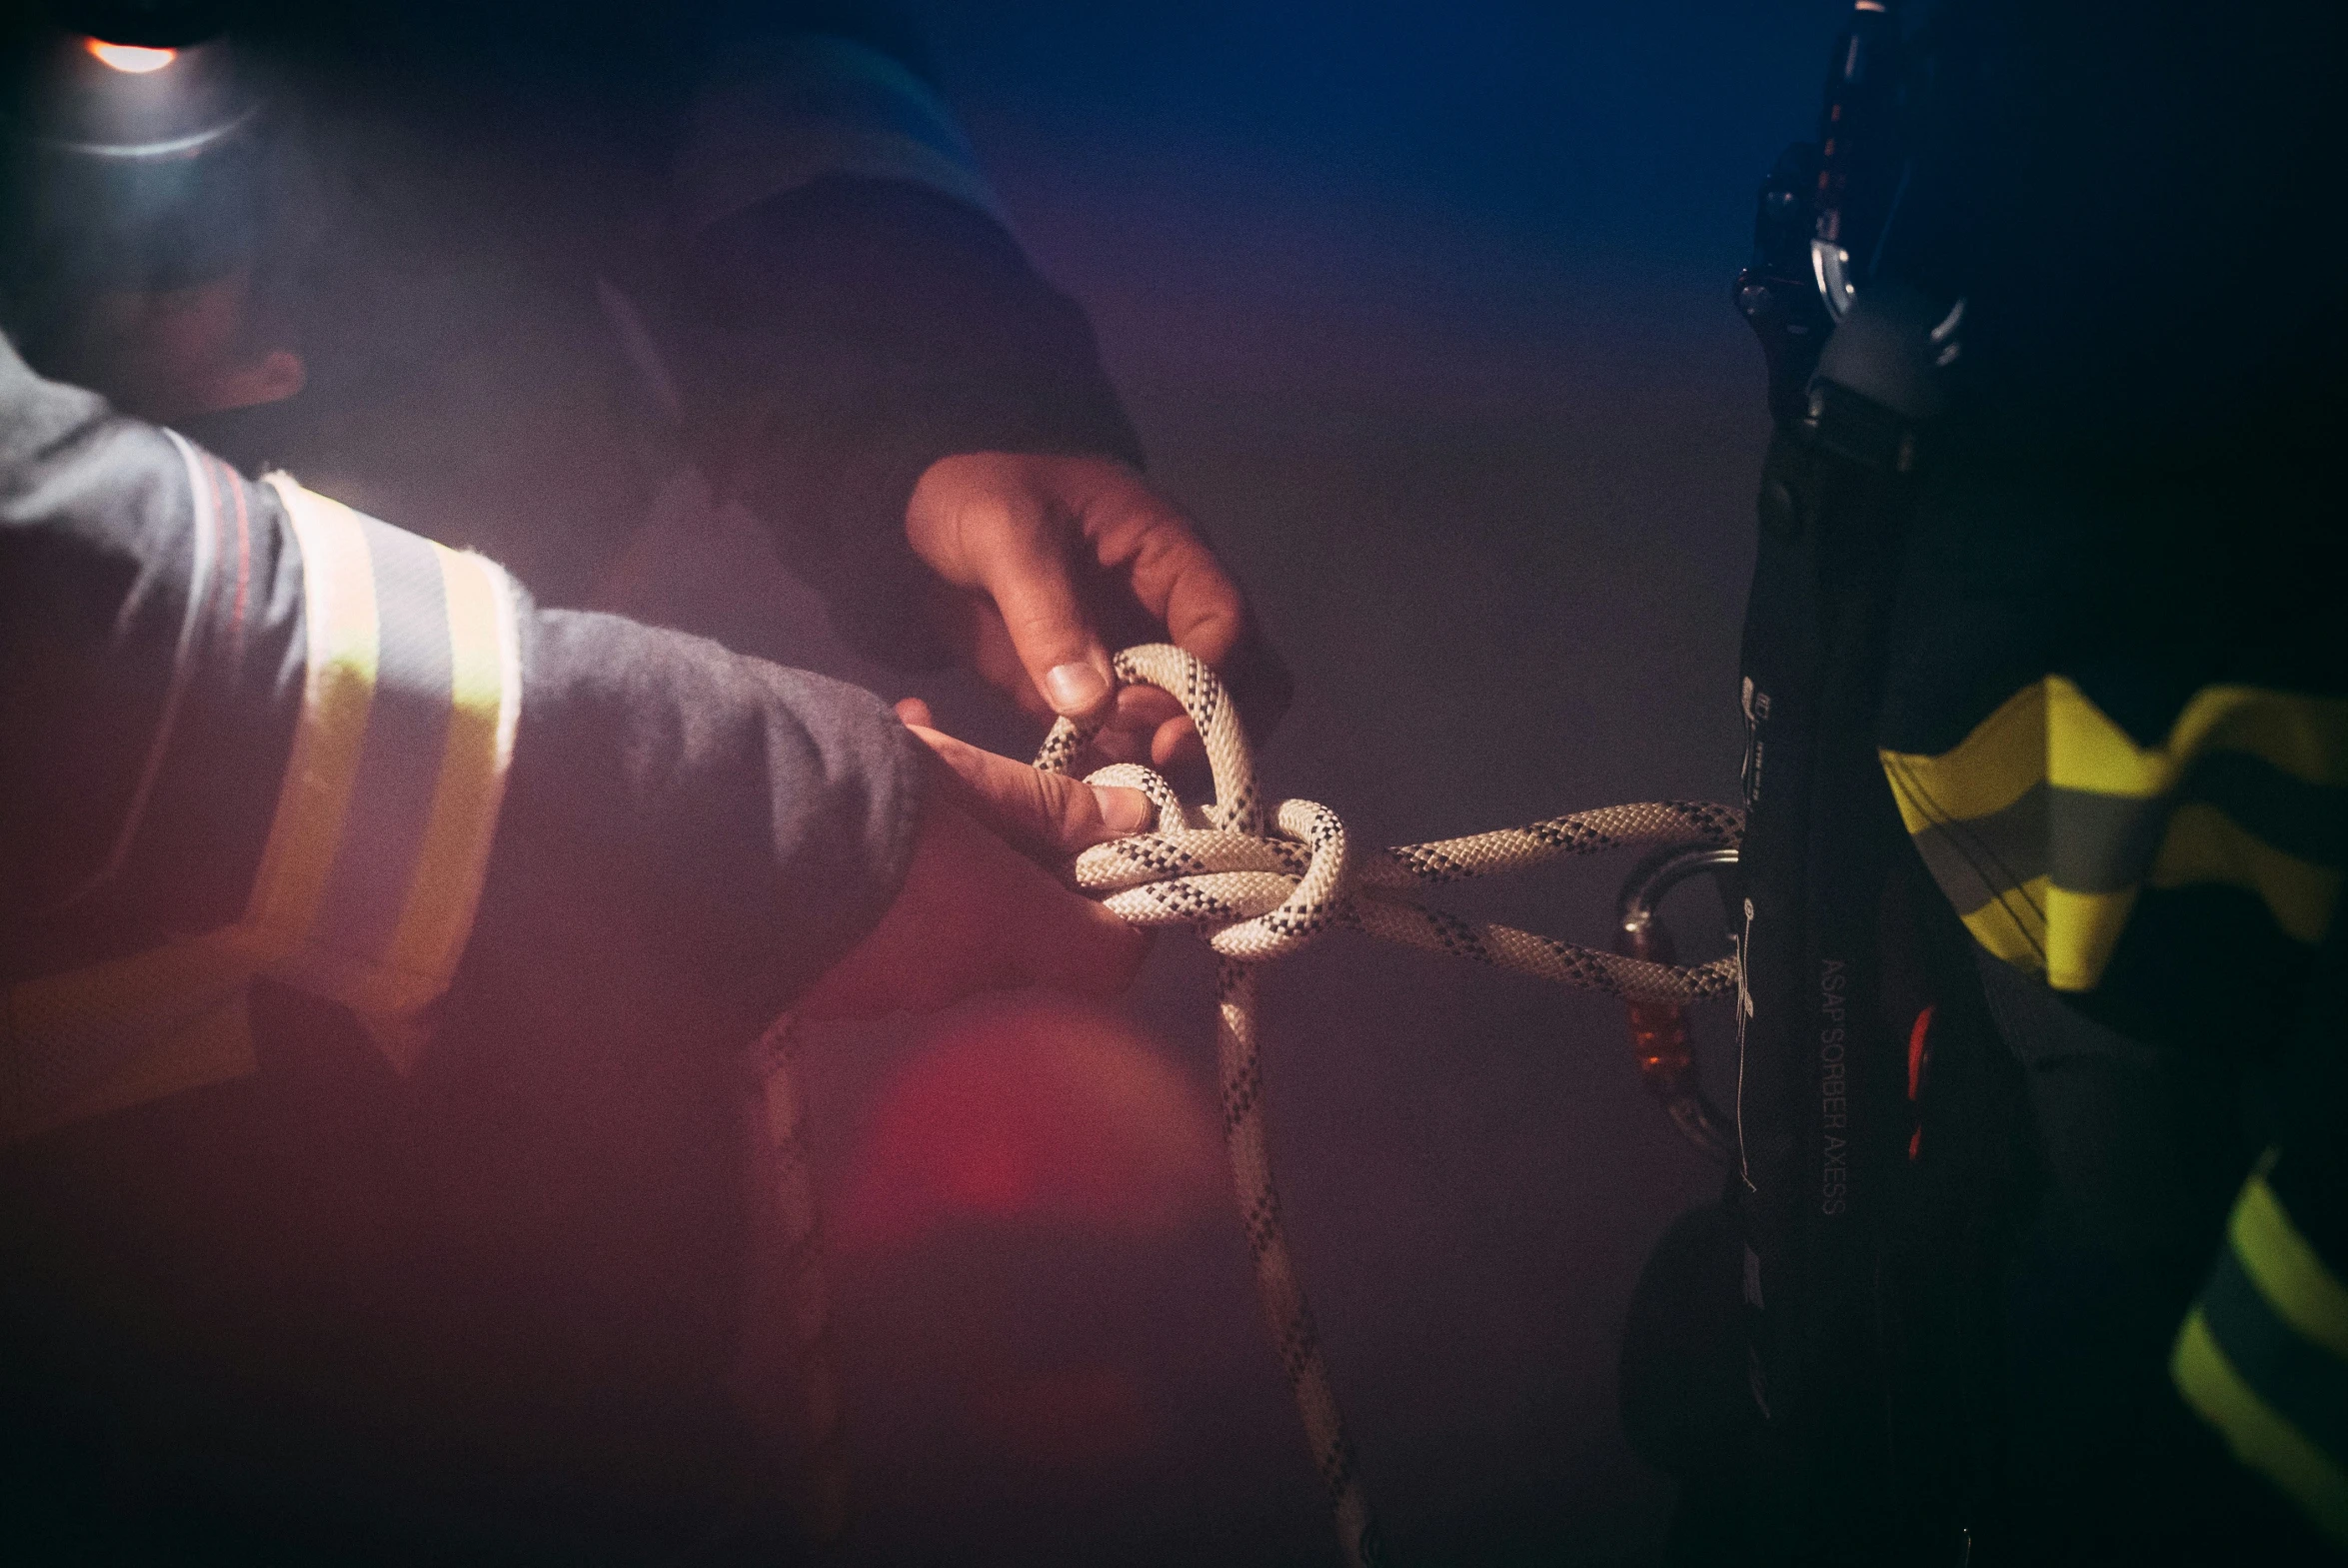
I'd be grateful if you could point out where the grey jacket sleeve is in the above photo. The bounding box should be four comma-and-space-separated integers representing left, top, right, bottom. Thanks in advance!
475, 606, 926, 1025
0, 328, 924, 1037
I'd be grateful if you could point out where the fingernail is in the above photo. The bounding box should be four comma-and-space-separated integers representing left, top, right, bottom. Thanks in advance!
1096, 786, 1155, 835
1046, 661, 1110, 715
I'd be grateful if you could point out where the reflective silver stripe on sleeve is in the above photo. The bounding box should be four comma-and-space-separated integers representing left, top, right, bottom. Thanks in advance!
310, 511, 456, 966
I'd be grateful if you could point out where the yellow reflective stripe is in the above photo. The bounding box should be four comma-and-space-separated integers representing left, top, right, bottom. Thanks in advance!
30, 989, 255, 1139
2039, 883, 2137, 993
379, 542, 520, 1003
258, 478, 518, 1029
2174, 1309, 2348, 1548
3, 940, 258, 1145
2171, 686, 2348, 789
1883, 677, 2348, 989
2234, 1174, 2348, 1364
2045, 677, 2167, 797
1950, 872, 2051, 968
1936, 812, 2338, 989
1882, 681, 2046, 833
2052, 681, 2348, 798
241, 483, 380, 958
1, 437, 266, 1146
2154, 802, 2342, 945
1, 481, 520, 1144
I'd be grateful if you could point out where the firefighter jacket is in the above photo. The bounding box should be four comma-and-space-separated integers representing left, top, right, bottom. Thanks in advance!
0, 5, 1145, 1557
0, 324, 933, 1559
1711, 4, 2348, 1562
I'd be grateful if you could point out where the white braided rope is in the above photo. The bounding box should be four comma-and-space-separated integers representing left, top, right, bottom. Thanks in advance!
756, 1015, 852, 1545
1039, 645, 1741, 1568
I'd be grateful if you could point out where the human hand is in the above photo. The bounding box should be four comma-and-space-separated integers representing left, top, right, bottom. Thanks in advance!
906, 452, 1290, 770
796, 718, 1156, 1020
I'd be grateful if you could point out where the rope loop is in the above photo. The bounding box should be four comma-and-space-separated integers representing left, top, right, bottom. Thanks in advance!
1038, 644, 1743, 1000
1037, 646, 1743, 1568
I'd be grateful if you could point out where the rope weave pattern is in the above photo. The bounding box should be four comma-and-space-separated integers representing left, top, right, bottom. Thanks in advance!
1039, 646, 1741, 1567
757, 1014, 852, 1544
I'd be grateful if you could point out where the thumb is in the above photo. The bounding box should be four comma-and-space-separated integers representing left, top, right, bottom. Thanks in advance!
973, 507, 1116, 724
909, 725, 1154, 860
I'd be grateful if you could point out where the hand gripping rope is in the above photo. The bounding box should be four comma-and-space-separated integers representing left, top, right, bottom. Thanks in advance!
1034, 645, 1742, 1568
759, 645, 1742, 1564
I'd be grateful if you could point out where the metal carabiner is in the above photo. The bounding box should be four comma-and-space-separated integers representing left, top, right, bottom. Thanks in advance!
1614, 843, 1740, 1163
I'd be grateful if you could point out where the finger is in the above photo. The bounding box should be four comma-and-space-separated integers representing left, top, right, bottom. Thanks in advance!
1115, 685, 1186, 731
1151, 714, 1205, 772
1217, 628, 1294, 749
895, 697, 936, 728
1087, 487, 1291, 744
1072, 686, 1184, 770
1010, 876, 1153, 999
969, 502, 1116, 725
1075, 725, 1150, 770
799, 799, 1147, 1019
1145, 538, 1290, 744
1128, 523, 1248, 671
1078, 479, 1243, 666
926, 811, 1147, 1004
910, 725, 1154, 857
951, 597, 1061, 724
1095, 689, 1201, 773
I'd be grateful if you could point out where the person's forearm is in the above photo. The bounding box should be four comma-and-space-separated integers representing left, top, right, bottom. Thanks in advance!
2, 333, 924, 1113
658, 19, 1145, 667
477, 603, 925, 1025
675, 178, 1144, 667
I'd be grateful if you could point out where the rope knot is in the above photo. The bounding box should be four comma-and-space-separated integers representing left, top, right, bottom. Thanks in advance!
1033, 645, 1744, 1568
1038, 645, 1744, 1001
1037, 648, 1346, 961
1075, 789, 1352, 962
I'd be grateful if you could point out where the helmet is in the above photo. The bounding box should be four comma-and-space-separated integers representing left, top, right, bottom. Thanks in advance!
1, 3, 269, 326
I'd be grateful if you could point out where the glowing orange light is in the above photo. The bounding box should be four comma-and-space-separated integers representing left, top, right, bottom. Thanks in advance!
84, 38, 178, 74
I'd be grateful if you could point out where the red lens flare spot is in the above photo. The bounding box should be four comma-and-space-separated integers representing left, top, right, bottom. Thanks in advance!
834, 992, 1220, 1254
84, 38, 178, 74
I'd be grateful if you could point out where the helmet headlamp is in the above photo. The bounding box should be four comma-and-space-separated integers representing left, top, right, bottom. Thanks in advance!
3, 3, 268, 322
